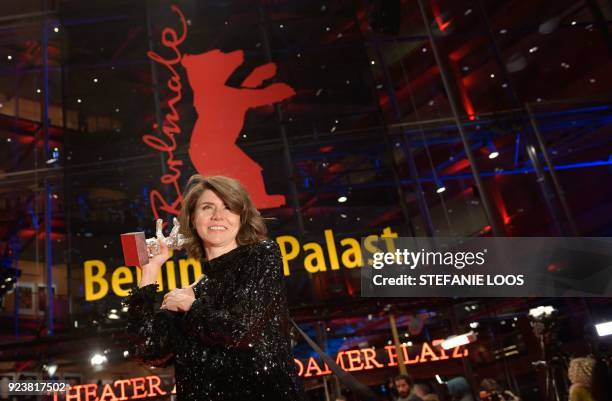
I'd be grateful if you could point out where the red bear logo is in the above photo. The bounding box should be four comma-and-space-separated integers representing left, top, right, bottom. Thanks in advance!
182, 49, 295, 209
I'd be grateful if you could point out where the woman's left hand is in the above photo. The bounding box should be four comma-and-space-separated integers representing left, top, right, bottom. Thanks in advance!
161, 287, 196, 312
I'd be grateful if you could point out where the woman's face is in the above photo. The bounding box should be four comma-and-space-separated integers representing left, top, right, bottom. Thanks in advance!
192, 189, 241, 248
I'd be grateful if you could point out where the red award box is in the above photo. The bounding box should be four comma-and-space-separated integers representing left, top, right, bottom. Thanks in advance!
121, 232, 149, 267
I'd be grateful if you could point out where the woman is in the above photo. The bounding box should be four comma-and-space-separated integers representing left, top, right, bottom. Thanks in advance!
568, 357, 596, 401
122, 175, 303, 401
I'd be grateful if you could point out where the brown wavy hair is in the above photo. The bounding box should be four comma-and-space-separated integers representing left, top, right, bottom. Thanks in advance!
178, 175, 268, 259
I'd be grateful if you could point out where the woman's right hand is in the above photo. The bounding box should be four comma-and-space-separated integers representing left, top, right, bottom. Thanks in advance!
139, 239, 171, 287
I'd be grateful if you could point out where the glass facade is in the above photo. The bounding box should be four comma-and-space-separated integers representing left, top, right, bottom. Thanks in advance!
0, 1, 611, 400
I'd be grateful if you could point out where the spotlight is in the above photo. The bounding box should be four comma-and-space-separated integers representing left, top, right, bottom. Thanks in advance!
487, 142, 499, 159
53, 27, 59, 33
595, 321, 612, 337
435, 179, 446, 194
90, 353, 107, 366
440, 331, 477, 350
0, 267, 20, 301
43, 364, 58, 376
529, 306, 555, 318
337, 196, 347, 203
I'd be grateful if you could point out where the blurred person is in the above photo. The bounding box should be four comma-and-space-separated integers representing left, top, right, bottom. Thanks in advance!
568, 357, 596, 401
479, 378, 520, 401
414, 383, 440, 401
394, 374, 424, 401
445, 377, 475, 401
591, 357, 612, 401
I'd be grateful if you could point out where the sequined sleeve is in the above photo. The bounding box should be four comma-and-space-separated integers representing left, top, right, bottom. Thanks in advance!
122, 283, 177, 367
183, 241, 284, 347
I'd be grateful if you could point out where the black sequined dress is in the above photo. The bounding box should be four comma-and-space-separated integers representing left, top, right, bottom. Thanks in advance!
122, 239, 304, 401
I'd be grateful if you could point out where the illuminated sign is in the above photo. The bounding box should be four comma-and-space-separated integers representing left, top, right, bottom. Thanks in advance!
51, 375, 175, 401
295, 341, 468, 377
146, 4, 295, 219
84, 226, 399, 301
50, 341, 465, 399
144, 5, 187, 221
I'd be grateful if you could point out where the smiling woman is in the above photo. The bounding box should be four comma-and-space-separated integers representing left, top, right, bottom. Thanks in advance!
178, 175, 268, 261
121, 175, 304, 401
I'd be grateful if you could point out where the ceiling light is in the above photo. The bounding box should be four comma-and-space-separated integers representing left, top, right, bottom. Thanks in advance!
44, 364, 58, 376
487, 142, 499, 159
90, 353, 107, 366
595, 321, 612, 337
435, 178, 446, 194
529, 306, 555, 318
337, 196, 347, 203
440, 331, 477, 350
